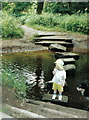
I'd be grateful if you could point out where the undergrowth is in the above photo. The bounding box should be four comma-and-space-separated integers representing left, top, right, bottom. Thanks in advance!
0, 11, 24, 39
20, 13, 89, 35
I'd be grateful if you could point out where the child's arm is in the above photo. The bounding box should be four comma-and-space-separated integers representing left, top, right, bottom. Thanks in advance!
62, 71, 66, 86
62, 78, 66, 86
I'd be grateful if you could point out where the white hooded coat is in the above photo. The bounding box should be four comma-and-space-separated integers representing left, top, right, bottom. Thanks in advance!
52, 68, 66, 86
52, 59, 66, 86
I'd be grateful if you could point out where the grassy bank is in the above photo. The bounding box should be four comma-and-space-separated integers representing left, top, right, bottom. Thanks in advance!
0, 11, 24, 39
2, 64, 27, 99
20, 13, 88, 35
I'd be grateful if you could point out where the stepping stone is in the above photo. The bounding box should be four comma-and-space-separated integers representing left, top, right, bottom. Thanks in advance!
55, 52, 79, 60
37, 32, 68, 37
42, 93, 68, 103
35, 36, 72, 43
35, 41, 74, 48
61, 58, 75, 64
64, 64, 76, 71
36, 34, 58, 37
49, 44, 67, 52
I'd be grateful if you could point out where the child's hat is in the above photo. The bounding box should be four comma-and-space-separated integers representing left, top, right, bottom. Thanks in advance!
54, 59, 64, 70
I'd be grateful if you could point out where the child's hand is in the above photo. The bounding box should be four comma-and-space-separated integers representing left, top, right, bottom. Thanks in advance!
52, 68, 56, 75
62, 79, 66, 86
63, 81, 67, 86
52, 71, 55, 75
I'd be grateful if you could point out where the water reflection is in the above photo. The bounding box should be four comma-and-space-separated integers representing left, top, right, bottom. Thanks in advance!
26, 56, 45, 100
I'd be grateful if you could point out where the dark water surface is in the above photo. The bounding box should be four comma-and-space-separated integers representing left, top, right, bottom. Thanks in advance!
2, 50, 89, 110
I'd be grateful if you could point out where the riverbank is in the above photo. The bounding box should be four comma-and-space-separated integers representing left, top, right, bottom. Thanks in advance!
1, 25, 88, 54
2, 86, 88, 118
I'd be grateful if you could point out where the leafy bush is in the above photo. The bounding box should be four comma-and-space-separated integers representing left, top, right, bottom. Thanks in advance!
19, 13, 29, 24
59, 14, 88, 34
0, 11, 24, 38
25, 13, 88, 34
25, 13, 59, 27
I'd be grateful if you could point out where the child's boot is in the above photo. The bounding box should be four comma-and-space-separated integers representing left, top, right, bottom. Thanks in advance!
58, 95, 62, 101
52, 94, 56, 100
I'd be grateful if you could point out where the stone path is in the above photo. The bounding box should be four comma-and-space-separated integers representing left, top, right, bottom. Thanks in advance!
34, 33, 79, 71
2, 25, 88, 53
0, 112, 13, 119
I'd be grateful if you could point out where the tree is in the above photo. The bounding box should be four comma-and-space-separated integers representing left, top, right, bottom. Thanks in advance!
37, 0, 44, 14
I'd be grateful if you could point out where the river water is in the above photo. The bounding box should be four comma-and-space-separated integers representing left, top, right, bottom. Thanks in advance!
2, 50, 89, 110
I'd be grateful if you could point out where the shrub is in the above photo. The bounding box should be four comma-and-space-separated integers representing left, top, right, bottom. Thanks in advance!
19, 14, 28, 24
25, 13, 88, 34
59, 14, 88, 34
25, 13, 59, 27
0, 11, 24, 38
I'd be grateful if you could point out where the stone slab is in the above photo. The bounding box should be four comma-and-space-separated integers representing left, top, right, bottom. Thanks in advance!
35, 36, 72, 43
49, 43, 67, 52
64, 64, 76, 71
61, 58, 75, 64
42, 94, 68, 103
37, 33, 59, 37
35, 41, 74, 47
55, 52, 79, 60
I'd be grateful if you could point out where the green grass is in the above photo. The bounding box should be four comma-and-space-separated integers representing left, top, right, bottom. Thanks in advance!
2, 64, 27, 99
27, 24, 67, 32
1, 104, 8, 115
22, 13, 88, 35
29, 33, 40, 42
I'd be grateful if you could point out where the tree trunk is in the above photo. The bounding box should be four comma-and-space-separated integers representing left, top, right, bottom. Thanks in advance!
37, 0, 44, 14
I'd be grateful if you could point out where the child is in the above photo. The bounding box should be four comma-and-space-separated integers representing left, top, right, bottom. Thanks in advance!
52, 59, 66, 101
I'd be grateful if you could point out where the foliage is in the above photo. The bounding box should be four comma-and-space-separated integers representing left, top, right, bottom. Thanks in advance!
25, 13, 59, 27
2, 3, 15, 15
1, 2, 89, 35
25, 13, 88, 34
44, 2, 89, 14
58, 13, 88, 34
2, 64, 27, 98
0, 11, 24, 38
2, 2, 88, 15
2, 2, 35, 17
19, 14, 28, 25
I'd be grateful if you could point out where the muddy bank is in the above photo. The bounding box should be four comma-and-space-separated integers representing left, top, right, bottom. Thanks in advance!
67, 32, 88, 53
1, 25, 88, 54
